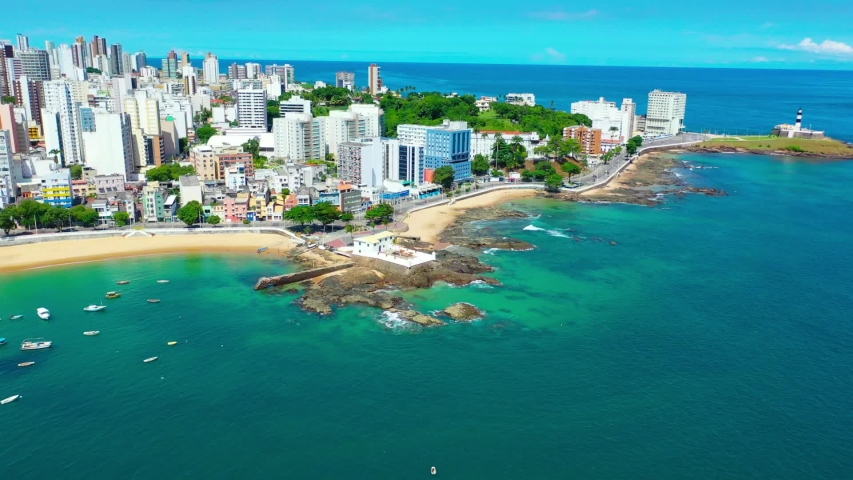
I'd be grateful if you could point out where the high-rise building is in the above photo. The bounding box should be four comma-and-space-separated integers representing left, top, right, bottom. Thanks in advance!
90, 36, 107, 59
368, 64, 382, 95
182, 65, 198, 95
71, 42, 87, 69
92, 54, 111, 76
109, 44, 123, 76
0, 130, 14, 208
336, 71, 355, 90
236, 89, 267, 129
0, 103, 29, 154
423, 121, 472, 180
75, 36, 88, 67
161, 50, 178, 79
228, 62, 247, 80
273, 114, 325, 161
180, 51, 190, 68
18, 49, 51, 81
245, 62, 261, 80
265, 64, 294, 85
14, 75, 43, 126
81, 110, 134, 179
42, 79, 85, 165
620, 98, 637, 142
646, 90, 687, 136
16, 34, 30, 51
203, 53, 219, 84
135, 51, 147, 70
564, 125, 602, 155
57, 44, 79, 79
39, 168, 73, 208
0, 43, 14, 97
337, 139, 385, 187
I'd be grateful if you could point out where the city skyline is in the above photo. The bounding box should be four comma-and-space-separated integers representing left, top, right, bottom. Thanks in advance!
2, 0, 853, 70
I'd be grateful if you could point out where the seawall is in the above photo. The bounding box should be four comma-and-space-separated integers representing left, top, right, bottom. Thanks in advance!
254, 262, 355, 290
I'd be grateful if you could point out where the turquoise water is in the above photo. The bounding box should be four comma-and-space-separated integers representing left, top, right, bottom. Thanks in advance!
2, 153, 853, 478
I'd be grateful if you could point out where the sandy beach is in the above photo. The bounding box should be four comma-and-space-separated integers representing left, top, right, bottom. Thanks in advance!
0, 233, 297, 273
404, 189, 536, 244
580, 154, 652, 195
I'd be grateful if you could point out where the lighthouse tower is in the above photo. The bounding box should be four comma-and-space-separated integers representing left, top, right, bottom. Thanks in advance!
795, 108, 803, 131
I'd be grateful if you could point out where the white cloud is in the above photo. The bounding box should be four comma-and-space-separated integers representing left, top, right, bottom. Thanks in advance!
528, 9, 598, 21
779, 38, 853, 55
751, 56, 769, 63
545, 48, 567, 62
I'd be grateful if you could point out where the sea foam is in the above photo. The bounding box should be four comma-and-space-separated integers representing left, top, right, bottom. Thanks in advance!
523, 224, 571, 238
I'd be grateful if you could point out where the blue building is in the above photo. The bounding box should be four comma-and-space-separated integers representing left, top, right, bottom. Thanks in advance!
398, 144, 424, 184
424, 126, 472, 181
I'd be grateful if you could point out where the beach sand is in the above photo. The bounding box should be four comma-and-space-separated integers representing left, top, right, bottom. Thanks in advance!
404, 189, 536, 244
0, 233, 297, 273
580, 154, 652, 195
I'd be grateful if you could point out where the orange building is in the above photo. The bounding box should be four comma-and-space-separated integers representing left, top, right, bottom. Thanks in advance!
563, 126, 602, 156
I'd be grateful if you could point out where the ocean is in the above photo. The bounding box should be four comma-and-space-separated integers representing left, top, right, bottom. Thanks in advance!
185, 59, 853, 142
2, 151, 853, 478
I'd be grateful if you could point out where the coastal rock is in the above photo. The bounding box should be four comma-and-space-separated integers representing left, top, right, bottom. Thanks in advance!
438, 206, 533, 251
390, 309, 445, 327
440, 303, 485, 322
685, 187, 728, 197
301, 297, 333, 315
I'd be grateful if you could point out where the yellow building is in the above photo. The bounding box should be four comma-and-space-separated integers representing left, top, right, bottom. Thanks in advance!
249, 194, 268, 220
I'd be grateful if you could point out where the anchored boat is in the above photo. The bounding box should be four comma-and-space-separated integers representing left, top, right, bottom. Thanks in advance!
83, 304, 106, 312
1, 395, 21, 405
18, 362, 35, 367
105, 291, 121, 299
143, 356, 158, 363
9, 314, 23, 320
83, 331, 100, 336
21, 338, 52, 350
37, 307, 50, 320
116, 280, 130, 285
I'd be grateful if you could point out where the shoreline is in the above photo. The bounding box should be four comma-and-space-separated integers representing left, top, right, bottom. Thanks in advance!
0, 234, 297, 274
403, 189, 537, 244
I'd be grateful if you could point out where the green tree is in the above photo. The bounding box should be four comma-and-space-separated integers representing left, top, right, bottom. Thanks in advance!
545, 173, 564, 191
145, 164, 196, 182
280, 188, 291, 196
113, 211, 130, 227
365, 203, 394, 226
1, 95, 16, 104
69, 205, 100, 227
490, 169, 504, 177
626, 136, 644, 156
341, 212, 354, 224
195, 125, 217, 144
177, 200, 203, 227
70, 164, 84, 180
207, 215, 221, 226
85, 67, 101, 74
44, 206, 72, 231
179, 138, 190, 155
312, 202, 342, 232
242, 218, 250, 225
472, 154, 490, 176
432, 166, 455, 190
13, 199, 50, 229
242, 138, 260, 160
284, 205, 314, 227
521, 170, 535, 182
255, 156, 268, 169
561, 162, 582, 181
0, 207, 17, 234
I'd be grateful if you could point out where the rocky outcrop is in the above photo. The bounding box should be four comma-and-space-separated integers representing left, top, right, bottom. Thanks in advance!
439, 207, 534, 251
440, 303, 484, 322
390, 309, 445, 327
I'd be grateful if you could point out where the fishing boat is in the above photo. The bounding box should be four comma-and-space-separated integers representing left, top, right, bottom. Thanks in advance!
36, 307, 50, 320
257, 247, 268, 253
116, 280, 130, 285
143, 356, 158, 363
83, 304, 106, 312
9, 314, 23, 320
18, 362, 35, 367
83, 331, 100, 336
0, 338, 6, 346
1, 395, 20, 405
21, 338, 52, 350
167, 341, 178, 346
147, 299, 161, 303
105, 291, 121, 299
156, 280, 170, 284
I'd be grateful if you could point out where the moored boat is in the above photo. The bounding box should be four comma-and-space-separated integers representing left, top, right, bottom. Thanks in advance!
83, 304, 107, 312
18, 362, 35, 367
167, 341, 178, 346
143, 356, 158, 363
0, 338, 6, 345
116, 280, 130, 285
156, 280, 170, 284
147, 299, 161, 303
1, 395, 21, 405
105, 291, 121, 299
37, 307, 50, 320
9, 314, 23, 320
21, 338, 52, 350
83, 331, 100, 336
257, 247, 268, 253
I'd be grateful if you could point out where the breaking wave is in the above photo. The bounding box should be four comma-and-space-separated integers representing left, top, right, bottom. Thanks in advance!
523, 225, 571, 238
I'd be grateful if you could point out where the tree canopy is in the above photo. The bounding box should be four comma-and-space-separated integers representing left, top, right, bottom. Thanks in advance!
69, 205, 100, 227
472, 154, 490, 176
70, 165, 83, 180
207, 215, 221, 225
284, 205, 314, 226
145, 163, 196, 182
0, 207, 16, 234
177, 200, 203, 226
561, 162, 582, 180
113, 211, 130, 227
626, 136, 644, 156
545, 173, 564, 191
365, 203, 394, 225
313, 202, 342, 231
432, 166, 455, 190
196, 124, 218, 144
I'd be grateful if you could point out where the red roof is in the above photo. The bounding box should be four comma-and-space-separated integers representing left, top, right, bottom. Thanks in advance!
326, 239, 347, 249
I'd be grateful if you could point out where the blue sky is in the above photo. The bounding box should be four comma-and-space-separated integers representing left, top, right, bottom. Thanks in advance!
3, 0, 853, 69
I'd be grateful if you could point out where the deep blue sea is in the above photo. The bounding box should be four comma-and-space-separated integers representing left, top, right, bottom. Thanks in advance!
178, 59, 853, 141
2, 152, 853, 478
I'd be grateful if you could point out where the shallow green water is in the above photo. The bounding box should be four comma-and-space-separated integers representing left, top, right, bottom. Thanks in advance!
2, 153, 853, 479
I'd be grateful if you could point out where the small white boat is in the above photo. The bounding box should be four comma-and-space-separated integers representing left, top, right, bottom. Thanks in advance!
143, 356, 158, 363
18, 362, 35, 367
9, 314, 23, 320
83, 331, 100, 336
36, 307, 50, 320
116, 280, 130, 285
83, 304, 106, 312
157, 280, 170, 284
167, 341, 178, 346
1, 395, 20, 405
21, 338, 52, 350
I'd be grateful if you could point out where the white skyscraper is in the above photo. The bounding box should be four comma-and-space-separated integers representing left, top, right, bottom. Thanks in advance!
203, 54, 219, 85
273, 114, 325, 161
82, 110, 134, 179
620, 98, 637, 142
42, 79, 85, 165
646, 90, 687, 136
0, 129, 14, 208
245, 62, 261, 80
236, 89, 267, 130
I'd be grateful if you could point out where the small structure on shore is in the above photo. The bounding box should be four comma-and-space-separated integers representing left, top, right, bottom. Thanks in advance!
772, 108, 825, 139
351, 231, 435, 269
